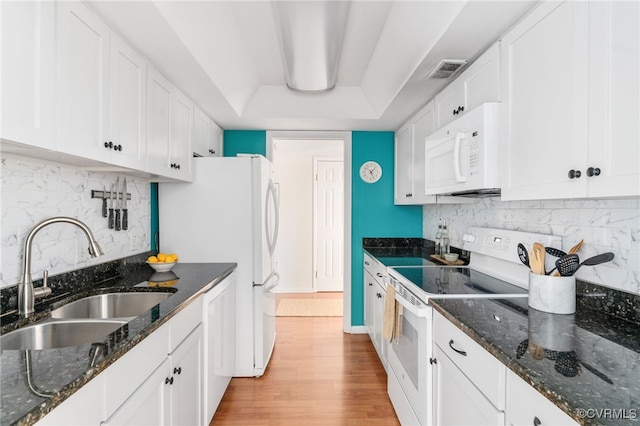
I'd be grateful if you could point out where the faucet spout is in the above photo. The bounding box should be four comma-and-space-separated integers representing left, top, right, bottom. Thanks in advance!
18, 217, 104, 317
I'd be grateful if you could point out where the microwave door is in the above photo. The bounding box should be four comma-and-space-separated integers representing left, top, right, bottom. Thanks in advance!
425, 132, 469, 194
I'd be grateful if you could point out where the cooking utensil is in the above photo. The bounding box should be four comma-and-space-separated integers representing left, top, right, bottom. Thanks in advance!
101, 185, 108, 218
572, 252, 615, 274
556, 254, 579, 276
517, 243, 530, 268
108, 184, 115, 229
580, 361, 614, 385
568, 239, 584, 255
114, 177, 121, 231
122, 178, 128, 231
531, 242, 546, 275
545, 247, 566, 259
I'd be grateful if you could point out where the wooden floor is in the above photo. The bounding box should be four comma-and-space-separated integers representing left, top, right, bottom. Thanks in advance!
211, 293, 400, 425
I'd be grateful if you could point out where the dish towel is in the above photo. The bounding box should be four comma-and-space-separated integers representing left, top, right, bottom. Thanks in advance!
383, 286, 403, 343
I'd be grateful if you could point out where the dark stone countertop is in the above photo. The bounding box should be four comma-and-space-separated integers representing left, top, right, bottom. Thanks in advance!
364, 239, 640, 425
0, 262, 237, 425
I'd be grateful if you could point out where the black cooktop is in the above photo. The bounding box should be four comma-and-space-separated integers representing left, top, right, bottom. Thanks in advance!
389, 266, 528, 300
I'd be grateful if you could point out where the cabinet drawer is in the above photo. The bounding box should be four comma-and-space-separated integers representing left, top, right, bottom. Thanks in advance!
363, 253, 387, 284
506, 370, 577, 426
170, 296, 203, 352
434, 311, 506, 409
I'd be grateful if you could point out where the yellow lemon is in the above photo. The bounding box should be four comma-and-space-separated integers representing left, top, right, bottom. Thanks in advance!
157, 253, 167, 262
166, 254, 177, 263
147, 256, 158, 263
170, 253, 179, 261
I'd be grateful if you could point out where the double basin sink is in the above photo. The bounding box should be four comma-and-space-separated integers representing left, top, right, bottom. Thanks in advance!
1, 291, 174, 351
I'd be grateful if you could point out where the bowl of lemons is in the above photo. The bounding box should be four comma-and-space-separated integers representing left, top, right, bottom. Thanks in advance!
147, 253, 179, 272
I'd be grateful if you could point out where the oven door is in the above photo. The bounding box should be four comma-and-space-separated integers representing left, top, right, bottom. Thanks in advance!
387, 287, 433, 425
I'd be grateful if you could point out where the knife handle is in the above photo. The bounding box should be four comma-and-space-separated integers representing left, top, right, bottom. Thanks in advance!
108, 208, 114, 229
115, 209, 121, 231
102, 197, 108, 217
122, 209, 128, 231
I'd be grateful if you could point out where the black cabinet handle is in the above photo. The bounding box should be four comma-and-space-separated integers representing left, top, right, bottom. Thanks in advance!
429, 358, 437, 365
587, 167, 601, 177
364, 261, 370, 266
209, 149, 215, 154
406, 193, 412, 197
165, 377, 173, 385
533, 416, 541, 426
452, 109, 458, 116
376, 272, 383, 278
568, 169, 582, 179
459, 106, 464, 113
376, 293, 383, 298
368, 282, 373, 287
449, 339, 467, 356
174, 367, 182, 375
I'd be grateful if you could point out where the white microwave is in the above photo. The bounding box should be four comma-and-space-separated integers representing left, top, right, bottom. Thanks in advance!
424, 102, 501, 197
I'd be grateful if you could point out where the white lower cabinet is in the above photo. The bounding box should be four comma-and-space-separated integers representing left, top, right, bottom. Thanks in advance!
168, 325, 204, 426
203, 273, 236, 422
506, 370, 577, 426
363, 254, 388, 368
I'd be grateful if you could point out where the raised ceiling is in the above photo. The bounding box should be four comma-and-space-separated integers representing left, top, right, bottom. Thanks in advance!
90, 0, 539, 131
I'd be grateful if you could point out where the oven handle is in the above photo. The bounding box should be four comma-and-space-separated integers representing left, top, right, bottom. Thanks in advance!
393, 289, 429, 318
453, 132, 467, 183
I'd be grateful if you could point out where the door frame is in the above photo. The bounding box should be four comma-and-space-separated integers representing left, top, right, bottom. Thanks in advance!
312, 156, 344, 293
266, 131, 353, 333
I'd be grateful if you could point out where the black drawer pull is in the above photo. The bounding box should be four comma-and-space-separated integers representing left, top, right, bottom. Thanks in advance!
533, 416, 541, 426
376, 272, 383, 278
165, 377, 173, 385
449, 339, 467, 356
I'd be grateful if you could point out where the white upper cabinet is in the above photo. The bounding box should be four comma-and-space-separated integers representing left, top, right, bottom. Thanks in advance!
209, 120, 223, 157
193, 107, 210, 158
55, 1, 111, 160
585, 0, 639, 198
109, 34, 147, 169
395, 122, 414, 204
0, 1, 55, 149
435, 43, 500, 129
501, 0, 639, 200
146, 66, 193, 182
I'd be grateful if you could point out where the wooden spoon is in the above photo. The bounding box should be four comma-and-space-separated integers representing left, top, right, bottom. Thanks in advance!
568, 239, 584, 255
532, 242, 546, 275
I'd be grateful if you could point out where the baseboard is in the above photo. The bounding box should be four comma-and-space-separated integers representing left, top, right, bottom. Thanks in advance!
345, 325, 367, 334
272, 288, 315, 294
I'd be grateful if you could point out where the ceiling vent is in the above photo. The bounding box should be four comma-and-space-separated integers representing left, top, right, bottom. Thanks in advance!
427, 59, 468, 79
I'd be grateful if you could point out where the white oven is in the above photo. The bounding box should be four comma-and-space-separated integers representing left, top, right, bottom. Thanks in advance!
386, 275, 433, 426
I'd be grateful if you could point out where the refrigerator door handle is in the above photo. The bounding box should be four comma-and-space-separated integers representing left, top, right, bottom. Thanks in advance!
260, 271, 280, 292
265, 179, 280, 256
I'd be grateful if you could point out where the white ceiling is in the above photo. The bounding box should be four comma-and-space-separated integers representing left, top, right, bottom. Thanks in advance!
90, 0, 539, 131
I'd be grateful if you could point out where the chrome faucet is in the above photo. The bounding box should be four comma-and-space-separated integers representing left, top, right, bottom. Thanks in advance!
18, 217, 104, 317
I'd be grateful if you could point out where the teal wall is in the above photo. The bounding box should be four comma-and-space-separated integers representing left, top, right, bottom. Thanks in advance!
223, 130, 267, 157
151, 130, 422, 327
351, 131, 423, 326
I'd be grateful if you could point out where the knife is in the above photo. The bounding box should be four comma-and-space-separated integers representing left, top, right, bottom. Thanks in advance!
114, 177, 121, 231
102, 185, 108, 217
122, 178, 128, 231
108, 183, 115, 229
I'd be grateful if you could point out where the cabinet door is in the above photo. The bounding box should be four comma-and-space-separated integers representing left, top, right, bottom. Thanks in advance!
109, 34, 146, 169
192, 107, 209, 158
209, 120, 223, 157
435, 79, 465, 129
586, 0, 640, 198
36, 374, 106, 425
0, 1, 55, 149
169, 90, 193, 181
501, 1, 589, 200
146, 67, 172, 176
102, 359, 171, 426
411, 101, 436, 203
363, 269, 376, 341
433, 345, 505, 426
373, 280, 387, 367
169, 325, 204, 426
506, 370, 577, 426
464, 43, 500, 112
394, 123, 414, 204
56, 1, 110, 161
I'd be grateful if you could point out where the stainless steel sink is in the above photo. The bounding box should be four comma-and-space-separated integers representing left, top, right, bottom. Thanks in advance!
0, 320, 127, 350
50, 292, 173, 319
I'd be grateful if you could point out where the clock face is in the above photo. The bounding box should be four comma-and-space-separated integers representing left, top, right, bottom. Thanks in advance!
359, 161, 382, 183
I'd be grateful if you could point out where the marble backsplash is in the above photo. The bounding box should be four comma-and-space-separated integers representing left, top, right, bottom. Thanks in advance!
0, 153, 151, 289
424, 197, 640, 295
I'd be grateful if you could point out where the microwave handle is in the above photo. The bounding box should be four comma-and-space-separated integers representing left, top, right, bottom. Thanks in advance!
453, 132, 467, 183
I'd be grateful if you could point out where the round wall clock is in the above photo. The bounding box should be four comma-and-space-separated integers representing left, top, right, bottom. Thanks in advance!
359, 161, 382, 183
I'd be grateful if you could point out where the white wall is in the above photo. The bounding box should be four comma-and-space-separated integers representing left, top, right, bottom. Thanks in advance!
272, 139, 343, 293
424, 197, 640, 295
0, 154, 151, 288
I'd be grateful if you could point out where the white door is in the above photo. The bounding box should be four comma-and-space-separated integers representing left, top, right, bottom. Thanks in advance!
314, 159, 344, 292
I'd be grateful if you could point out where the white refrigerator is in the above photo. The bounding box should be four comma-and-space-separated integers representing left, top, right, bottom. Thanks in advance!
158, 155, 280, 377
